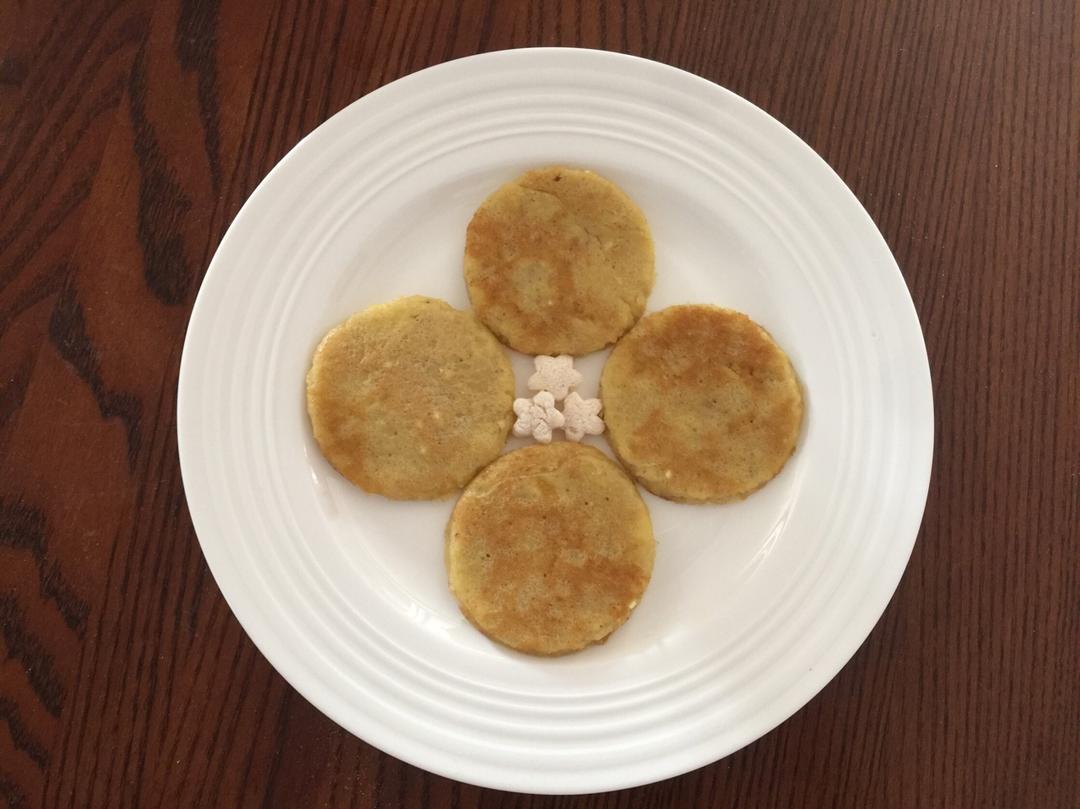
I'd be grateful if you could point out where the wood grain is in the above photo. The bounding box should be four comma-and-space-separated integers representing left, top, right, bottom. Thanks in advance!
1, 1, 1077, 807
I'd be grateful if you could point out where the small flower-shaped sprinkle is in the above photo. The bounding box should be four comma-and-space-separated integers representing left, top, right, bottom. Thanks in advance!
527, 354, 582, 401
512, 391, 565, 444
562, 392, 604, 442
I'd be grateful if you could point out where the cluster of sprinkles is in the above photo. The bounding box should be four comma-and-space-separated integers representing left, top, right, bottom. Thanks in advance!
512, 355, 604, 444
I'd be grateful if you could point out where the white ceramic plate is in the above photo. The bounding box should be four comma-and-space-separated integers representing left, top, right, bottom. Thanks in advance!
178, 48, 933, 794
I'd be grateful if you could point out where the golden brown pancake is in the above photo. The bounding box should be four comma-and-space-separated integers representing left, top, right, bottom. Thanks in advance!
601, 305, 803, 503
464, 166, 655, 355
446, 443, 655, 655
306, 296, 514, 500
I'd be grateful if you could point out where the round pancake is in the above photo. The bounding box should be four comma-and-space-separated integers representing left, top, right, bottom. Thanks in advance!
601, 305, 803, 503
464, 166, 655, 355
306, 296, 514, 500
446, 443, 655, 656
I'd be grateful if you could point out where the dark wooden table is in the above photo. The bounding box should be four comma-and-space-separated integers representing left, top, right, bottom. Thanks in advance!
2, 1, 1077, 806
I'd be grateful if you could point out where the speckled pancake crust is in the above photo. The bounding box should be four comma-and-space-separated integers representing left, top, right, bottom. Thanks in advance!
464, 166, 655, 355
446, 443, 655, 656
306, 296, 514, 500
601, 305, 803, 503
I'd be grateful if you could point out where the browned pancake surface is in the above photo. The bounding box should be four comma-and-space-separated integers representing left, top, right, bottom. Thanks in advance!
464, 166, 654, 355
446, 443, 655, 655
306, 296, 514, 500
601, 305, 803, 503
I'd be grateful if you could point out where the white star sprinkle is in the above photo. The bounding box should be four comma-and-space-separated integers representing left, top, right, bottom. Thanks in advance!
561, 392, 605, 442
512, 391, 565, 444
527, 354, 582, 401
